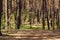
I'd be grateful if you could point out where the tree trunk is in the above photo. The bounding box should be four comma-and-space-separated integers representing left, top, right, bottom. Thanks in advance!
46, 0, 50, 30
50, 0, 54, 30
41, 0, 46, 30
4, 0, 8, 29
16, 0, 22, 29
7, 0, 11, 29
0, 0, 2, 36
37, 10, 40, 23
58, 0, 60, 29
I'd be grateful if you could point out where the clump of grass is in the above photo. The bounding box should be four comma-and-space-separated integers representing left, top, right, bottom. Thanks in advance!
19, 25, 42, 30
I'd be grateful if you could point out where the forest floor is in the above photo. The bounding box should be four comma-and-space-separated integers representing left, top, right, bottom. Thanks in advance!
0, 30, 60, 40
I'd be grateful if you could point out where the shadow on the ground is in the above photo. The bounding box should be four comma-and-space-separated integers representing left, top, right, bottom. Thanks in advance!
0, 30, 60, 40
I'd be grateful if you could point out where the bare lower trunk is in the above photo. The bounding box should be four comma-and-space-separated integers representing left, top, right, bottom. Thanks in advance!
42, 0, 46, 30
16, 0, 22, 29
0, 0, 2, 36
4, 0, 7, 29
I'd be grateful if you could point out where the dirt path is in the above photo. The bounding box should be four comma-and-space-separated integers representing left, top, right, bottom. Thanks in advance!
0, 30, 60, 40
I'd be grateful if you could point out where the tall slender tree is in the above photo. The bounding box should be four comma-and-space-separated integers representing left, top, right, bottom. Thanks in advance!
16, 0, 22, 29
46, 0, 50, 30
54, 0, 59, 30
7, 0, 11, 29
4, 0, 7, 29
50, 0, 55, 30
0, 0, 2, 36
58, 0, 60, 29
41, 0, 46, 30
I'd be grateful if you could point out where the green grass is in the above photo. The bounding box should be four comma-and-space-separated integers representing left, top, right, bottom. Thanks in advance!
19, 25, 42, 30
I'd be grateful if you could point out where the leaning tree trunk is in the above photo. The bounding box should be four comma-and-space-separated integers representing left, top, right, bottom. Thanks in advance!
0, 0, 2, 36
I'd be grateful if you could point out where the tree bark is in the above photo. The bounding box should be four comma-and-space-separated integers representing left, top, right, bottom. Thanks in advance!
46, 0, 50, 30
50, 0, 55, 30
4, 0, 8, 29
0, 0, 2, 36
16, 0, 22, 29
41, 0, 46, 30
58, 0, 60, 29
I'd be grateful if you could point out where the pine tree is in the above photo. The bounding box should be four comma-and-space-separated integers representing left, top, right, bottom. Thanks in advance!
16, 0, 22, 29
0, 0, 2, 36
